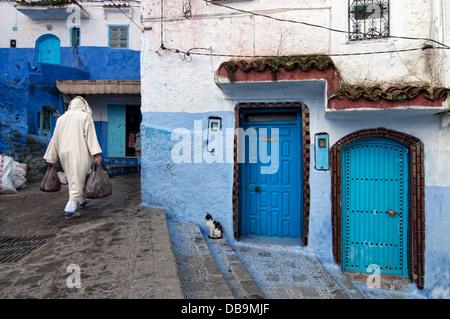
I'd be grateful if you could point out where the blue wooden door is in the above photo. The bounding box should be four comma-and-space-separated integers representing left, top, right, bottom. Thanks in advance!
342, 138, 408, 276
36, 35, 60, 64
108, 105, 126, 157
240, 110, 302, 238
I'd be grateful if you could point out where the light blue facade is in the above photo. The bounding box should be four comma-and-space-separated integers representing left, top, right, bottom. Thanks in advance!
140, 111, 235, 232
140, 75, 450, 297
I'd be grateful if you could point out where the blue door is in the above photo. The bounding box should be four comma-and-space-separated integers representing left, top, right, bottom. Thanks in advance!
240, 110, 302, 239
35, 34, 60, 65
342, 138, 408, 276
108, 105, 126, 157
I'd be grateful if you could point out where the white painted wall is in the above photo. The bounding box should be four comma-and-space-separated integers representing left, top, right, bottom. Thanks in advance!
141, 0, 450, 92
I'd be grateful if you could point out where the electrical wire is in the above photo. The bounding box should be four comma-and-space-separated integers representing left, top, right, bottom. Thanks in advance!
157, 0, 450, 61
183, 0, 192, 18
204, 0, 450, 49
109, 0, 144, 32
161, 44, 448, 60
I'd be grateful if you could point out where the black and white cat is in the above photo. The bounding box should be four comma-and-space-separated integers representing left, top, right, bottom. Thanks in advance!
205, 213, 223, 239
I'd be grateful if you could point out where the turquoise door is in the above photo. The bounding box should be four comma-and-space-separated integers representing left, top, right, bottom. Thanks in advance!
240, 110, 302, 239
36, 34, 60, 65
342, 138, 408, 276
108, 105, 126, 157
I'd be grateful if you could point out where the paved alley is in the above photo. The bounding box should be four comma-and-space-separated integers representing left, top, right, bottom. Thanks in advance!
0, 173, 428, 300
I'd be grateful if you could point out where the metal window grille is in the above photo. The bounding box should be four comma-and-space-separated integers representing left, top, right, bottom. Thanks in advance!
109, 26, 128, 49
41, 107, 51, 130
71, 27, 80, 47
348, 0, 389, 41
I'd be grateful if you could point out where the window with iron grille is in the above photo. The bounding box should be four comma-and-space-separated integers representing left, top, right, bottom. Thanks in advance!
348, 0, 389, 41
71, 27, 80, 47
109, 25, 129, 49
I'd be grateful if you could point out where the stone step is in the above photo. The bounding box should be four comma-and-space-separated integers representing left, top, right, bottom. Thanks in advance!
166, 218, 265, 299
104, 164, 140, 176
203, 231, 266, 299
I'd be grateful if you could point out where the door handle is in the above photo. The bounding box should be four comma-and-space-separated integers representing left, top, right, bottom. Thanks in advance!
388, 209, 396, 216
255, 186, 261, 192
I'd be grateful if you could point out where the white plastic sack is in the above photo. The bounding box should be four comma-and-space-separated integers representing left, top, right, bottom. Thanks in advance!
12, 161, 27, 190
0, 155, 17, 194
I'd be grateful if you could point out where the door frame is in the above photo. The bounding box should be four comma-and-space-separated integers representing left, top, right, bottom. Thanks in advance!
341, 137, 408, 277
330, 128, 426, 289
232, 102, 311, 245
240, 108, 302, 239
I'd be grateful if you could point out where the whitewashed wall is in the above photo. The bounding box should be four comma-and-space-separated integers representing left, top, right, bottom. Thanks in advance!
0, 0, 141, 50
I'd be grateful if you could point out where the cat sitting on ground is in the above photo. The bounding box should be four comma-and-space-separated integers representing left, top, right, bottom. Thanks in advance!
205, 213, 223, 239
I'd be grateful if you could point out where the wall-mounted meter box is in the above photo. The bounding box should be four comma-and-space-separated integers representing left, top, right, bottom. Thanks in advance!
207, 116, 222, 153
315, 133, 329, 170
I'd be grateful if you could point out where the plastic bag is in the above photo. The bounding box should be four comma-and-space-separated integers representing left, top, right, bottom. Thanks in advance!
0, 155, 17, 194
85, 164, 112, 199
40, 164, 61, 192
12, 161, 27, 190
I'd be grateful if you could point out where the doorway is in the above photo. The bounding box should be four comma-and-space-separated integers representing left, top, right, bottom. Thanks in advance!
107, 104, 141, 158
239, 109, 303, 239
341, 138, 408, 276
35, 34, 60, 65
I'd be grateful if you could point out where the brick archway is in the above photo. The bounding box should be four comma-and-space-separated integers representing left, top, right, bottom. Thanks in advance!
330, 128, 425, 289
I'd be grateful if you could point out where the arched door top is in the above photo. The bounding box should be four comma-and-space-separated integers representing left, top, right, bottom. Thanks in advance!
330, 127, 426, 289
35, 34, 61, 65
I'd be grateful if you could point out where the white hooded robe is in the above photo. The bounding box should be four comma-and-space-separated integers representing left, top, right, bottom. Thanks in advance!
44, 97, 102, 202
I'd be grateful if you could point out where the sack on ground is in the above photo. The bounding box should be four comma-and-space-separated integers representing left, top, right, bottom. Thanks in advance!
40, 164, 61, 192
12, 161, 27, 190
85, 164, 112, 199
0, 155, 17, 194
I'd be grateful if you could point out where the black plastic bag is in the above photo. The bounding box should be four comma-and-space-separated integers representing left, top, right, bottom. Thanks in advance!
40, 164, 61, 192
85, 164, 112, 199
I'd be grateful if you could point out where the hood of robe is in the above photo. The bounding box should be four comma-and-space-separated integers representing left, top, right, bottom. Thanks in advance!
68, 96, 93, 115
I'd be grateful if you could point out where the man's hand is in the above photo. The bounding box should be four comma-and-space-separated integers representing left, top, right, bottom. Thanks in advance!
94, 154, 102, 164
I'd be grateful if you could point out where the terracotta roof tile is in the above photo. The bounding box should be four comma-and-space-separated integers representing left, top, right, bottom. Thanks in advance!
218, 55, 450, 104
330, 85, 450, 102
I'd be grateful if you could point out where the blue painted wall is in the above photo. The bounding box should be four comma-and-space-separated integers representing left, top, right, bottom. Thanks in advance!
94, 121, 108, 157
425, 186, 450, 297
140, 111, 235, 238
0, 46, 140, 159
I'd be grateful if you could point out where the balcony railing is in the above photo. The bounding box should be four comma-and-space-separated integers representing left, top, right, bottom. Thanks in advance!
348, 0, 390, 41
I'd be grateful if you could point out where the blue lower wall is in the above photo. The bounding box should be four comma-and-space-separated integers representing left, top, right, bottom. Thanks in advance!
60, 46, 140, 80
425, 186, 450, 297
140, 111, 235, 237
0, 47, 140, 81
140, 110, 450, 298
0, 46, 139, 159
94, 121, 108, 157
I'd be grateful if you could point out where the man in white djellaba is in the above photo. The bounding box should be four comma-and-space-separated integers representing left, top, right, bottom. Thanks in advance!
44, 96, 102, 219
